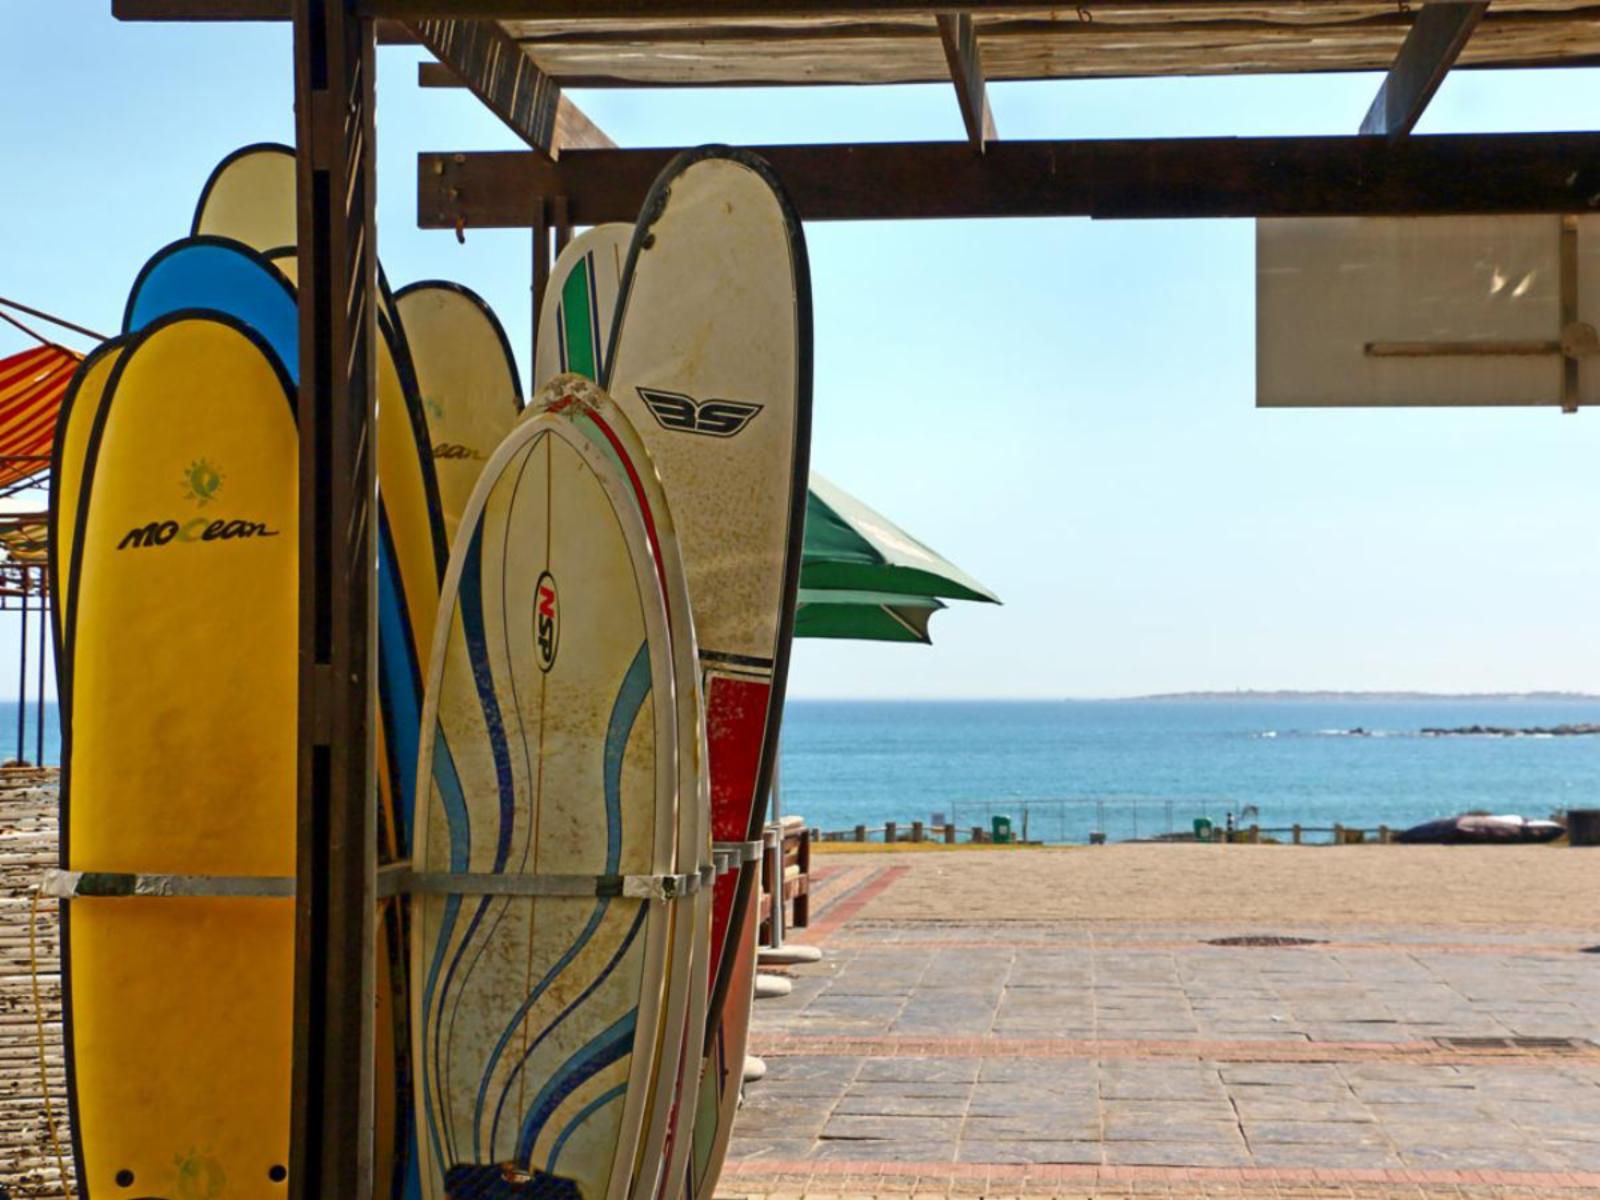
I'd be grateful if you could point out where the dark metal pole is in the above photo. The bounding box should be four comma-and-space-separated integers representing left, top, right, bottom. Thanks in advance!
16, 566, 28, 763
35, 572, 46, 765
289, 3, 379, 1197
531, 194, 550, 384
551, 194, 572, 255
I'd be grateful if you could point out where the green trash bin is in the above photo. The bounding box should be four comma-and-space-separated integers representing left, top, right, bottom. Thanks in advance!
1193, 818, 1214, 843
991, 815, 1013, 844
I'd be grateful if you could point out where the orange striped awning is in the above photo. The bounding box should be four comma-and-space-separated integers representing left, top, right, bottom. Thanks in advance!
0, 344, 81, 489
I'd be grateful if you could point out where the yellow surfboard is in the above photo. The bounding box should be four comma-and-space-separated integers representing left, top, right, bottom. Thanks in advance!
261, 249, 444, 1200
199, 132, 447, 1189
49, 338, 127, 697
192, 143, 298, 253
58, 313, 297, 1199
394, 281, 524, 543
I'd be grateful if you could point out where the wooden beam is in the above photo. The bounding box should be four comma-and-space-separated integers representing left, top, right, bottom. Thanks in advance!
1361, 1, 1490, 137
109, 0, 1509, 18
289, 1, 377, 1197
419, 133, 1600, 228
113, 0, 285, 14
109, 0, 1347, 15
406, 19, 563, 155
418, 61, 616, 152
936, 12, 995, 151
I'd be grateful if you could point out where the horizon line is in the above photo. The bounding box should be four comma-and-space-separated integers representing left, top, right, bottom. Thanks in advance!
784, 689, 1600, 703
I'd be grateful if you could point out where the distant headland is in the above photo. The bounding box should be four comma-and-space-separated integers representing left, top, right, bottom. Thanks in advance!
1125, 690, 1600, 703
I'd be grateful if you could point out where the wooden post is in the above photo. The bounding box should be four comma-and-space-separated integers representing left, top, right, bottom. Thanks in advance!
854, 824, 866, 843
793, 824, 811, 928
1379, 824, 1391, 844
760, 834, 780, 946
1333, 823, 1344, 845
290, 1, 378, 1196
1292, 824, 1302, 845
885, 820, 897, 844
911, 820, 923, 843
1249, 824, 1260, 844
971, 825, 984, 844
15, 564, 27, 761
944, 823, 956, 844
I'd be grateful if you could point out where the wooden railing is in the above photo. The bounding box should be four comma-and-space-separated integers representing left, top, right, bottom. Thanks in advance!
808, 821, 1399, 846
758, 815, 811, 944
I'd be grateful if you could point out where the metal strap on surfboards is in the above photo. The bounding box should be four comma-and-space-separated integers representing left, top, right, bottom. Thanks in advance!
713, 839, 766, 865
41, 869, 295, 899
406, 871, 700, 901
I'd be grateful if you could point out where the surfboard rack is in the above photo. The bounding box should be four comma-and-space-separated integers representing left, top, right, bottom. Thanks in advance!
39, 868, 295, 899
404, 871, 701, 901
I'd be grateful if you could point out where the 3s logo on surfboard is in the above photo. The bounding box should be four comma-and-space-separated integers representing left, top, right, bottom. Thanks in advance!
637, 386, 763, 438
535, 570, 560, 672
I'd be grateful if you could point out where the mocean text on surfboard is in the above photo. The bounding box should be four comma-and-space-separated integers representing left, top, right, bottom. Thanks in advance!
116, 517, 280, 550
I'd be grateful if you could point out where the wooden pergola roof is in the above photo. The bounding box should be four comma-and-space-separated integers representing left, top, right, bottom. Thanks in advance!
489, 2, 1600, 88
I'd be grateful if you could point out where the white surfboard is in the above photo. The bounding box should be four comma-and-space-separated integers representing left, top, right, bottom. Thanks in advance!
525, 375, 712, 1200
394, 281, 524, 542
411, 404, 684, 1200
601, 148, 811, 1200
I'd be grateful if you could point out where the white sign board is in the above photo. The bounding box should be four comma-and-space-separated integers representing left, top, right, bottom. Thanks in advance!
1257, 215, 1600, 409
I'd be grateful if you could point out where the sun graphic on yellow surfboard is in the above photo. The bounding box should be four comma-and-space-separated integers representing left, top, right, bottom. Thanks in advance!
180, 457, 224, 506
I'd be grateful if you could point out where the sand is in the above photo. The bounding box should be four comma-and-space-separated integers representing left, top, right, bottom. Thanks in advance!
818, 842, 1600, 929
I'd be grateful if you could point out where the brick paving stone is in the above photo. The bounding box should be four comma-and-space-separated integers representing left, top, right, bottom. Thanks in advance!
1229, 1097, 1376, 1123
1100, 1065, 1231, 1102
1102, 1116, 1246, 1145
955, 1140, 1103, 1164
725, 859, 1600, 1197
1243, 1145, 1407, 1170
1396, 1146, 1566, 1172
820, 1114, 966, 1142
1101, 1142, 1255, 1168
835, 1091, 971, 1119
964, 1114, 1104, 1141
968, 1092, 1098, 1119
854, 1058, 981, 1085
1241, 1122, 1398, 1147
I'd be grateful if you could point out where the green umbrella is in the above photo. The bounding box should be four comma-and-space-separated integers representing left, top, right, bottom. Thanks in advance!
794, 588, 945, 644
802, 473, 1000, 604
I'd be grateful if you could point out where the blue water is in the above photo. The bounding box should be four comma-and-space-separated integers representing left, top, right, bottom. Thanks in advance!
774, 699, 1600, 843
17, 697, 1599, 844
0, 700, 59, 766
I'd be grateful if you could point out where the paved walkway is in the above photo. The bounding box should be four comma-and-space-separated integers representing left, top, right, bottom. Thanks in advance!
721, 851, 1600, 1199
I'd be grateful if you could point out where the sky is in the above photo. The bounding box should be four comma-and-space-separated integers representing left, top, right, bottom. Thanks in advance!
4, 4, 1600, 699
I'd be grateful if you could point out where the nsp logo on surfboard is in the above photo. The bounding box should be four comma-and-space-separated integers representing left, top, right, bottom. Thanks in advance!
535, 571, 559, 672
115, 456, 281, 550
637, 386, 762, 438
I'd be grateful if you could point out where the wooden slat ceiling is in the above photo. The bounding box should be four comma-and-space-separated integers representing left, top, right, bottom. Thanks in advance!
497, 2, 1600, 87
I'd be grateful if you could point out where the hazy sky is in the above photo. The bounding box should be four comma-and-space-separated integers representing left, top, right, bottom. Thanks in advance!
6, 5, 1600, 699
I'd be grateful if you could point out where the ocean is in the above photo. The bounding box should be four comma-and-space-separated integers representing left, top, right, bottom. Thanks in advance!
775, 699, 1600, 843
10, 697, 1598, 845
